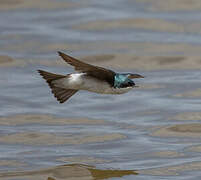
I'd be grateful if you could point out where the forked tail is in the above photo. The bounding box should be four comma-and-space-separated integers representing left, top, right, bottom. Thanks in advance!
38, 70, 78, 103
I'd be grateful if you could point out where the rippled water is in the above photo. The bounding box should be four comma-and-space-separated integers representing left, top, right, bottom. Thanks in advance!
1, 0, 201, 179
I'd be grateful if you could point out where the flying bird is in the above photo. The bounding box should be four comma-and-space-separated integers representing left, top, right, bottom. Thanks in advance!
38, 52, 144, 103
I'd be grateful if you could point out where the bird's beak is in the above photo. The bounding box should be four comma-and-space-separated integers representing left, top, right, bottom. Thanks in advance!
128, 74, 144, 79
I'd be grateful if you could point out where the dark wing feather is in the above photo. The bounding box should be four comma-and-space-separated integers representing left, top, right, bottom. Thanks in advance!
58, 51, 115, 86
52, 88, 78, 103
128, 74, 144, 79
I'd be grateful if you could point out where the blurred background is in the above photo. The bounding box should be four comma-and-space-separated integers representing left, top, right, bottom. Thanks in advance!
1, 0, 201, 180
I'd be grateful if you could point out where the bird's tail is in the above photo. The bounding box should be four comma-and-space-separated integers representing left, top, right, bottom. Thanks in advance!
38, 70, 78, 103
38, 70, 65, 84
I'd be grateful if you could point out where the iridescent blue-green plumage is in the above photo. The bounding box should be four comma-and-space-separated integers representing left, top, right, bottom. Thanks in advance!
114, 73, 135, 88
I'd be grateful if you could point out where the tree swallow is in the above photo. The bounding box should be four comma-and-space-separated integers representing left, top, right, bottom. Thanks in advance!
38, 52, 144, 103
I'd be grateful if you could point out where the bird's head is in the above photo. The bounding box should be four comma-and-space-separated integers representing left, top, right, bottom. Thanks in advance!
114, 73, 144, 88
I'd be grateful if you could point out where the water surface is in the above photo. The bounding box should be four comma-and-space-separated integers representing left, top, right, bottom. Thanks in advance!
1, 0, 201, 179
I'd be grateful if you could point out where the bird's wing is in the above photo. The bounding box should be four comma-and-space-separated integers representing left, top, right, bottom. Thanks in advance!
128, 74, 144, 79
58, 51, 115, 85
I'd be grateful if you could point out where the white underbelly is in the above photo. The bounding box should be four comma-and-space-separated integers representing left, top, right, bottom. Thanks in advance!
52, 73, 133, 94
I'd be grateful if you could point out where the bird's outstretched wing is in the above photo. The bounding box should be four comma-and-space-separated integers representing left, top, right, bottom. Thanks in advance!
58, 51, 115, 85
128, 74, 144, 79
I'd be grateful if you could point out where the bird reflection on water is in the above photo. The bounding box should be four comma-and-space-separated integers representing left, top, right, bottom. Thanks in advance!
0, 164, 138, 180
